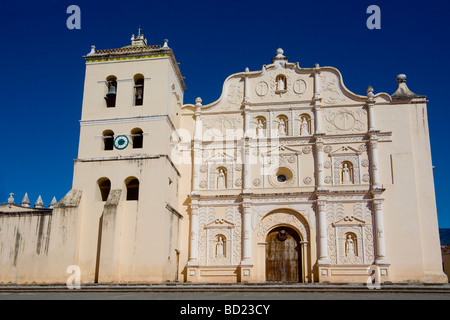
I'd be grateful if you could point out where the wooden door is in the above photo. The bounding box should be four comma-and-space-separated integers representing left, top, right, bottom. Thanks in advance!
266, 227, 301, 282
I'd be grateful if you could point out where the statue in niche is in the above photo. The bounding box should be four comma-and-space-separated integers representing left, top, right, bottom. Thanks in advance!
257, 119, 265, 138
279, 119, 286, 136
217, 169, 226, 189
216, 236, 225, 258
341, 163, 353, 184
345, 234, 355, 257
300, 117, 309, 136
277, 76, 286, 91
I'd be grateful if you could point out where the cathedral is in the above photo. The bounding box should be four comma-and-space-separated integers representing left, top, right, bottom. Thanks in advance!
0, 31, 447, 284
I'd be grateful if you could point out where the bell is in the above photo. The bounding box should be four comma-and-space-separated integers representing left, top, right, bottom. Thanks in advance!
106, 85, 116, 97
105, 84, 117, 107
135, 88, 142, 100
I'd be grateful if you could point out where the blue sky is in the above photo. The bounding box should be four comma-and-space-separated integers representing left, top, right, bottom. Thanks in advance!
1, 0, 450, 227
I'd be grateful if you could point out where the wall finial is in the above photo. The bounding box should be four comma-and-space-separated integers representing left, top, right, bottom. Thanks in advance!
35, 195, 44, 208
21, 193, 30, 207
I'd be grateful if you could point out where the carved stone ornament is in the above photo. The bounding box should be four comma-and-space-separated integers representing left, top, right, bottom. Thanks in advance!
293, 79, 307, 95
256, 81, 269, 96
324, 145, 333, 154
256, 210, 310, 242
361, 159, 369, 167
302, 146, 312, 154
324, 108, 366, 134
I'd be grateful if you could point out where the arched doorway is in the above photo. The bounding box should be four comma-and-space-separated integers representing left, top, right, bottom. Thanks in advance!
265, 226, 302, 282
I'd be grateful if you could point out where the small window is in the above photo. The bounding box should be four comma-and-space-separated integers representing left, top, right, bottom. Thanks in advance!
105, 76, 117, 108
126, 177, 139, 201
131, 128, 143, 149
134, 74, 144, 106
98, 178, 111, 201
103, 130, 114, 150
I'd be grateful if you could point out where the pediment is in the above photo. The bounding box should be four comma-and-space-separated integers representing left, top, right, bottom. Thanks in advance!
329, 145, 362, 155
264, 143, 301, 156
181, 49, 392, 114
205, 218, 235, 229
205, 151, 236, 162
332, 216, 365, 227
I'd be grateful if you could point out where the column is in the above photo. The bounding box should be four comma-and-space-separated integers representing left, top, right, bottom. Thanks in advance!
241, 200, 252, 265
187, 202, 199, 266
192, 98, 203, 193
372, 198, 389, 265
289, 108, 295, 136
313, 64, 322, 134
268, 111, 273, 138
315, 134, 325, 190
316, 198, 330, 265
243, 137, 251, 192
366, 86, 375, 131
369, 132, 381, 189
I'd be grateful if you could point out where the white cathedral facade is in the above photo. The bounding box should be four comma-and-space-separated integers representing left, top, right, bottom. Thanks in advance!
0, 31, 447, 284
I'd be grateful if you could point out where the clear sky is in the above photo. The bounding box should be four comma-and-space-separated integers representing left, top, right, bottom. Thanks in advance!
1, 0, 450, 227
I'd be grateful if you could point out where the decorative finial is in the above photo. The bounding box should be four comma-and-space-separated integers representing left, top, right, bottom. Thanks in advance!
195, 97, 202, 106
163, 39, 169, 48
245, 67, 249, 73
21, 193, 30, 207
34, 195, 44, 208
49, 197, 57, 209
272, 48, 288, 66
7, 193, 14, 204
87, 45, 96, 55
392, 73, 425, 100
366, 86, 374, 102
396, 74, 407, 84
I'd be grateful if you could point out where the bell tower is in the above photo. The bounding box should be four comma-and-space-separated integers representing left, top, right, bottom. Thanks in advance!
51, 30, 186, 283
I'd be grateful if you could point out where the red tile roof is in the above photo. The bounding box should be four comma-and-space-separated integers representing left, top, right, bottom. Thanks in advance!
94, 45, 162, 55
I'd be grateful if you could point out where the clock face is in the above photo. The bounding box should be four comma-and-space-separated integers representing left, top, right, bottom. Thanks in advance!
114, 135, 129, 150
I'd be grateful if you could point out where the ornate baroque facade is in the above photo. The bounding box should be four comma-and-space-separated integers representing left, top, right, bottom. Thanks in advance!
0, 32, 447, 284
